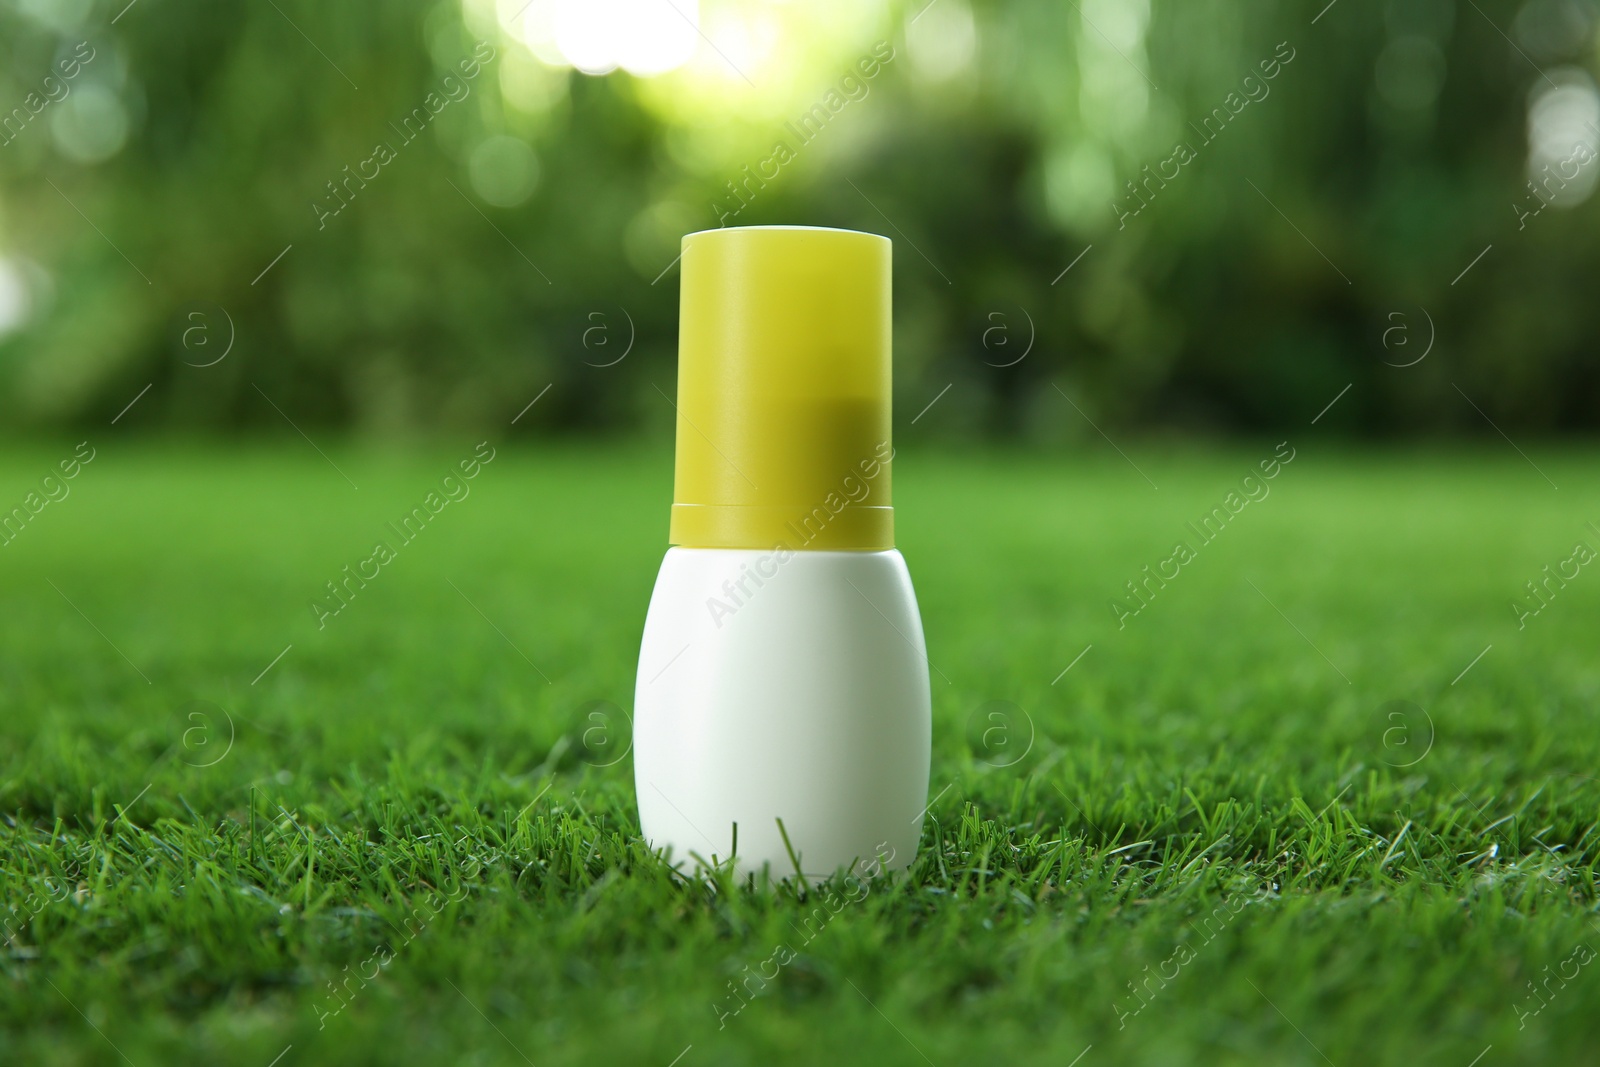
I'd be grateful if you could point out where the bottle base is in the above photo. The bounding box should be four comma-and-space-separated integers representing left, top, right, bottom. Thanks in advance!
634, 547, 932, 880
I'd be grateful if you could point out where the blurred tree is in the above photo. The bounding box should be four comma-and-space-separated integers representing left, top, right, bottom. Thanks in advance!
0, 0, 1594, 436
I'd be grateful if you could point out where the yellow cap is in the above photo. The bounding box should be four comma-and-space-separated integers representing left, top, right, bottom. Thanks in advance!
669, 225, 894, 551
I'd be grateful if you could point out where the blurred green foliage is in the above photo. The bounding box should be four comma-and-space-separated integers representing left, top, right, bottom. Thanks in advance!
0, 0, 1596, 437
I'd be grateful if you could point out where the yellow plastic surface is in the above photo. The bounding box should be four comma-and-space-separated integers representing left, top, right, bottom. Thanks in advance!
669, 226, 895, 551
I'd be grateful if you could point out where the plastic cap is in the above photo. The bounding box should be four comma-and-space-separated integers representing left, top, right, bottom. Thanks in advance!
669, 225, 894, 551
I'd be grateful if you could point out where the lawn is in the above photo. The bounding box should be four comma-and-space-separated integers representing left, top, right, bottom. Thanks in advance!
2, 438, 1598, 1066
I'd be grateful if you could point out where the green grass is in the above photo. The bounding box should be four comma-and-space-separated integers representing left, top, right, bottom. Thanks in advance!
3, 439, 1599, 1066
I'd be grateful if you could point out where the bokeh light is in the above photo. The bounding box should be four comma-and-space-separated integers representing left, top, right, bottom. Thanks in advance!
516, 0, 703, 77
0, 258, 30, 337
49, 84, 129, 165
1527, 69, 1600, 209
468, 135, 540, 207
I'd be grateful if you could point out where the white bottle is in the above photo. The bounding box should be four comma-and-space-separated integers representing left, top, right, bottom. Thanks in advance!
633, 225, 931, 881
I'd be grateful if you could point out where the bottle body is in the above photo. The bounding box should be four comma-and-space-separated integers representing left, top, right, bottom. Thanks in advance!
634, 546, 931, 880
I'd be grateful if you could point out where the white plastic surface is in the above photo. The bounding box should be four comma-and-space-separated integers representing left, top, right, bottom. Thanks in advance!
634, 547, 932, 879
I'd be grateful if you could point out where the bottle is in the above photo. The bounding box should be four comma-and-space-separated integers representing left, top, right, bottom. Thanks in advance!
634, 225, 932, 881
